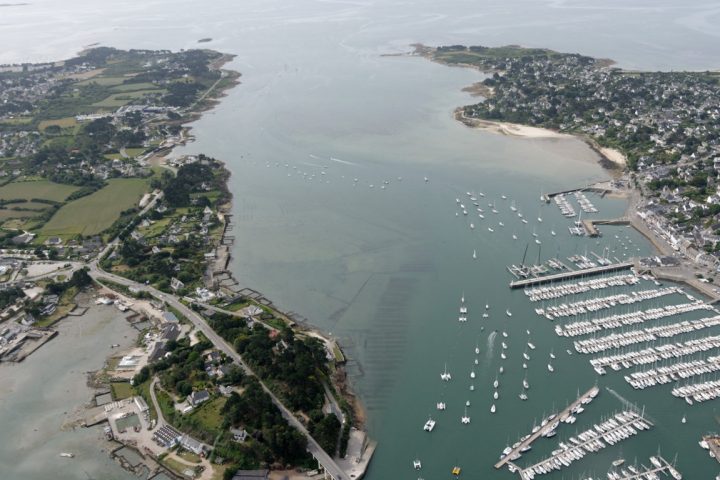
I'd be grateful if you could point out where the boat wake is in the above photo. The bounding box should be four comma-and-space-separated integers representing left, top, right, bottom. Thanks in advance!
486, 331, 497, 359
329, 156, 358, 166
606, 387, 645, 417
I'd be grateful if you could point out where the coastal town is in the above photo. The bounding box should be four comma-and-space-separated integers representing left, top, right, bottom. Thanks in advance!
0, 48, 372, 480
418, 44, 720, 287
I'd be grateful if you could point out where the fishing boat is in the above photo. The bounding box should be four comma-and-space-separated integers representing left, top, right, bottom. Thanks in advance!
452, 466, 462, 476
423, 417, 436, 431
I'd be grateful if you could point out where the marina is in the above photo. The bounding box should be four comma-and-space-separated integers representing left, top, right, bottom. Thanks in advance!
515, 409, 654, 479
494, 386, 599, 470
584, 455, 682, 480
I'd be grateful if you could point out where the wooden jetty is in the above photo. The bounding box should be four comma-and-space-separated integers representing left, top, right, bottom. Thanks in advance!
509, 262, 634, 289
703, 435, 720, 464
494, 386, 599, 470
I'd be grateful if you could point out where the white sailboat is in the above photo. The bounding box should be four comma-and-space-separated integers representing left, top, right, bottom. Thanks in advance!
490, 404, 496, 413
440, 364, 452, 381
547, 363, 554, 373
470, 369, 476, 379
475, 342, 480, 355
472, 249, 477, 259
506, 309, 512, 317
510, 201, 517, 212
493, 375, 499, 389
493, 390, 499, 400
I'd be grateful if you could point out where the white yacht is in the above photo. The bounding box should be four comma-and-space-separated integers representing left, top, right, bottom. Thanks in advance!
527, 342, 536, 350
491, 404, 496, 413
502, 331, 508, 337
472, 249, 477, 259
547, 363, 554, 373
506, 309, 512, 317
500, 352, 507, 360
470, 370, 476, 379
493, 376, 499, 389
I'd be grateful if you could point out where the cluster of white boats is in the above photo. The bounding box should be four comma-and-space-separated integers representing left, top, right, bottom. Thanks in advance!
555, 301, 714, 338
534, 287, 681, 320
554, 193, 578, 217
572, 315, 720, 354
625, 355, 720, 391
517, 411, 653, 479
672, 379, 720, 404
575, 191, 599, 214
525, 273, 641, 302
590, 334, 720, 374
581, 455, 682, 480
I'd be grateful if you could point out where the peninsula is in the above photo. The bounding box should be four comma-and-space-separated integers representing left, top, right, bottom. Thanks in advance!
0, 47, 372, 480
417, 43, 720, 292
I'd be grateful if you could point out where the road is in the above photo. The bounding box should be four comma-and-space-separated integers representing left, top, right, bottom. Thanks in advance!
87, 265, 346, 480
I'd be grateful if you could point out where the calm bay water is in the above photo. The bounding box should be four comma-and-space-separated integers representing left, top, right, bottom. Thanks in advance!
2, 1, 720, 478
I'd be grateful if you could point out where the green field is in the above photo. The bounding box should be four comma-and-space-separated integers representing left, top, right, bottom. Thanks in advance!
111, 82, 158, 92
190, 396, 226, 433
38, 178, 149, 238
76, 76, 126, 87
92, 90, 164, 108
0, 209, 41, 220
0, 180, 79, 202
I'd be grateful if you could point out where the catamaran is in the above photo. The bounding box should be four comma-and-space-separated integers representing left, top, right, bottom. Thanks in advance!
414, 458, 422, 469
461, 407, 471, 424
424, 417, 436, 431
440, 364, 452, 381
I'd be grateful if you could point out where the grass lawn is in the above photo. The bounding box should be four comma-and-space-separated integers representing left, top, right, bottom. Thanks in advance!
191, 396, 226, 434
38, 117, 78, 131
135, 380, 158, 422
124, 147, 146, 157
39, 178, 149, 238
0, 209, 42, 220
111, 82, 158, 92
92, 90, 164, 108
76, 76, 125, 87
111, 382, 134, 400
0, 180, 79, 202
177, 450, 202, 464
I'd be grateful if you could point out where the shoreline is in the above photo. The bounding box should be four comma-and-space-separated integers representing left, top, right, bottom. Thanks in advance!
84, 49, 372, 477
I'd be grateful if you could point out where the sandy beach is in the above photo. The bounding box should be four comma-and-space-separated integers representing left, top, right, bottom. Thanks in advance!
454, 109, 571, 139
598, 146, 627, 167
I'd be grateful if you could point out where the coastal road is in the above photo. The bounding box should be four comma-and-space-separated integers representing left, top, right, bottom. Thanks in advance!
87, 266, 347, 480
